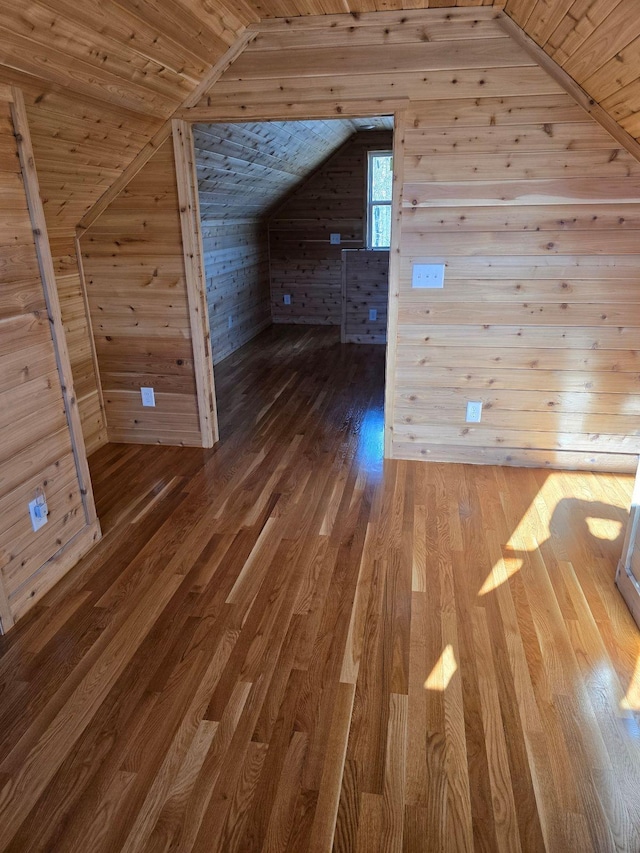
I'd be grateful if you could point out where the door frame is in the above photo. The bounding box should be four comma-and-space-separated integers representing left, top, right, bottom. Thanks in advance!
181, 99, 408, 459
616, 457, 640, 627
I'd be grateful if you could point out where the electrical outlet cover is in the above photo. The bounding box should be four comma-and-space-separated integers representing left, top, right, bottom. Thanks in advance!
369, 308, 377, 322
283, 294, 291, 305
466, 401, 482, 423
330, 233, 341, 245
29, 497, 48, 532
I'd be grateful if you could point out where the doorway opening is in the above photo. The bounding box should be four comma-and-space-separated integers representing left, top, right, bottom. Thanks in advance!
192, 116, 396, 453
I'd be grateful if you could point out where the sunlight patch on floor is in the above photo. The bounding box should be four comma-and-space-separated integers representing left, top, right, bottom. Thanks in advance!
621, 656, 640, 712
478, 473, 629, 598
478, 550, 523, 597
425, 644, 457, 691
585, 516, 623, 541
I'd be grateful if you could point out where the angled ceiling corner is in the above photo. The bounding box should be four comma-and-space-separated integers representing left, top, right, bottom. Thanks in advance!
501, 0, 640, 162
77, 27, 259, 233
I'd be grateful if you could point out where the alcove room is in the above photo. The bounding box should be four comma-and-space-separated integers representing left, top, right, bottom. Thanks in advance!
1, 4, 640, 852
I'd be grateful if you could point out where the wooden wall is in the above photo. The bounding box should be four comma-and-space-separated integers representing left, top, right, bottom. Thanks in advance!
185, 7, 640, 472
269, 130, 392, 325
342, 250, 389, 344
5, 80, 161, 455
1, 1, 638, 458
0, 1, 257, 455
202, 221, 271, 364
81, 137, 213, 448
0, 87, 99, 630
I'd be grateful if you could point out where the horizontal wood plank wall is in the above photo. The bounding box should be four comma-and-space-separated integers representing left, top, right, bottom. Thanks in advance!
342, 249, 389, 344
202, 221, 271, 364
188, 7, 640, 471
0, 89, 99, 630
269, 130, 392, 325
81, 139, 204, 447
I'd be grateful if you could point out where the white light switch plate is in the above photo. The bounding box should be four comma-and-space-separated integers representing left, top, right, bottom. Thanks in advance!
369, 308, 377, 322
330, 233, 341, 245
141, 387, 156, 407
412, 263, 445, 289
283, 294, 291, 305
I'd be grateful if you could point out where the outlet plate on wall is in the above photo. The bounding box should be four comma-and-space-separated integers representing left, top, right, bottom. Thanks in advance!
466, 401, 482, 423
283, 294, 291, 305
330, 233, 341, 245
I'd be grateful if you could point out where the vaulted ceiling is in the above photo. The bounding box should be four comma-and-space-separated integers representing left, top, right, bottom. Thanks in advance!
2, 0, 640, 236
195, 118, 393, 221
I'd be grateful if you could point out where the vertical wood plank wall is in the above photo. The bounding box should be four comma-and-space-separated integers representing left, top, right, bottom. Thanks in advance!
80, 139, 206, 447
202, 221, 271, 364
0, 88, 99, 630
186, 7, 640, 471
342, 249, 389, 344
268, 131, 392, 325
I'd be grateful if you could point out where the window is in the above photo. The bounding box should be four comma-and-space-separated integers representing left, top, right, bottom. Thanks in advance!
367, 151, 393, 249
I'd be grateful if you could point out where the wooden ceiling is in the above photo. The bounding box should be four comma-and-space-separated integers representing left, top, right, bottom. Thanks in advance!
2, 0, 640, 237
195, 118, 393, 221
505, 0, 640, 140
6, 1, 640, 131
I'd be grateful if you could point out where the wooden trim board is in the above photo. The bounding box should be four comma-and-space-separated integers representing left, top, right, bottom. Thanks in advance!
341, 249, 348, 345
179, 98, 409, 123
616, 457, 640, 627
172, 120, 218, 447
11, 86, 99, 527
74, 234, 106, 424
384, 107, 406, 459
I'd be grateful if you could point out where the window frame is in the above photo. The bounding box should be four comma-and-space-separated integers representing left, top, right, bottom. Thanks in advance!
366, 149, 393, 250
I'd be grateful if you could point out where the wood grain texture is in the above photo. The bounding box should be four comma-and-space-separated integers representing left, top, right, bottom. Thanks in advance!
202, 221, 272, 364
0, 5, 257, 454
269, 130, 393, 325
0, 87, 100, 630
80, 138, 208, 448
342, 249, 389, 345
1, 0, 640, 459
189, 9, 640, 469
504, 0, 640, 144
193, 119, 388, 222
0, 325, 638, 850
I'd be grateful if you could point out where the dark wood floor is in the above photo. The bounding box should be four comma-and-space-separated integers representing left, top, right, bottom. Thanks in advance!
1, 325, 640, 852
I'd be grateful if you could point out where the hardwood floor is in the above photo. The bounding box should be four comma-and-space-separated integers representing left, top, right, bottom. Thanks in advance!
1, 325, 640, 852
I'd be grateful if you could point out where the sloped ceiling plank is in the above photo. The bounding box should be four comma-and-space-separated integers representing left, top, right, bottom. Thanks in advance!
0, 0, 256, 116
505, 0, 640, 144
194, 119, 364, 221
